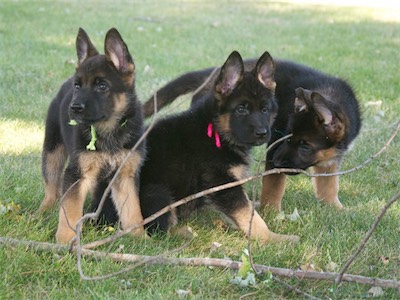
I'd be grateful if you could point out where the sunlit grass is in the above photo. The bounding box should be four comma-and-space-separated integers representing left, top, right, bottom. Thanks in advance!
0, 119, 43, 155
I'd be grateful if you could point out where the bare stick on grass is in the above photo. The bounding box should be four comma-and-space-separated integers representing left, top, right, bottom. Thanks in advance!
1, 235, 400, 288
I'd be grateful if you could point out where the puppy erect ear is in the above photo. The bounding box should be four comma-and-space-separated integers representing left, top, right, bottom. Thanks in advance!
215, 51, 244, 97
310, 92, 345, 141
295, 88, 334, 124
310, 92, 333, 125
294, 87, 312, 113
294, 88, 344, 141
255, 51, 276, 91
104, 28, 135, 74
104, 28, 135, 73
76, 28, 99, 66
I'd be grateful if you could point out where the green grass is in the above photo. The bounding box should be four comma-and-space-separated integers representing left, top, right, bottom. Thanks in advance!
1, 0, 399, 298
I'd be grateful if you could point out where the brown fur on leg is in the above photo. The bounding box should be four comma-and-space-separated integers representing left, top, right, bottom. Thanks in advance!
260, 173, 287, 211
312, 162, 343, 209
39, 145, 67, 212
231, 201, 299, 243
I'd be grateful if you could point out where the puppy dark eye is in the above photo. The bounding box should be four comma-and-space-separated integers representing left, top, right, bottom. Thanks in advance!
236, 105, 249, 115
261, 106, 269, 114
97, 82, 108, 91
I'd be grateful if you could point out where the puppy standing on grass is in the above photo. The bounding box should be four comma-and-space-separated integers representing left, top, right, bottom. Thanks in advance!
39, 28, 146, 244
98, 51, 299, 243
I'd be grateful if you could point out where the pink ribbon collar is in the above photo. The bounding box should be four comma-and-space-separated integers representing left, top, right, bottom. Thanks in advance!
207, 123, 221, 148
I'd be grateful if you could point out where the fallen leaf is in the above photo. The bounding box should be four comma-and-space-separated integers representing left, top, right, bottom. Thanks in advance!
300, 263, 316, 272
286, 207, 300, 221
238, 250, 251, 278
325, 261, 339, 272
115, 244, 124, 253
0, 201, 21, 215
176, 289, 191, 298
210, 241, 222, 252
378, 256, 390, 264
229, 273, 256, 287
103, 226, 115, 233
368, 286, 384, 297
143, 65, 151, 73
173, 226, 197, 239
120, 279, 132, 287
275, 208, 300, 222
212, 219, 228, 230
365, 100, 382, 107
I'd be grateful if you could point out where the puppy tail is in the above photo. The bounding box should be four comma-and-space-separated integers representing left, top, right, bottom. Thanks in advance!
143, 67, 216, 118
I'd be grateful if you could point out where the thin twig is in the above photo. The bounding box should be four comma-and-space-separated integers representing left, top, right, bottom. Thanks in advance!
335, 191, 400, 284
1, 237, 399, 289
246, 133, 293, 270
79, 237, 193, 281
266, 134, 293, 153
191, 67, 219, 97
272, 276, 322, 300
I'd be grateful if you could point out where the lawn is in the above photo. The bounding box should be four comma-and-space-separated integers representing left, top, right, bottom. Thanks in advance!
0, 1, 399, 299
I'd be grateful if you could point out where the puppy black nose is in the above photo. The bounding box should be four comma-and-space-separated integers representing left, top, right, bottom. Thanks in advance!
255, 130, 268, 138
70, 103, 85, 113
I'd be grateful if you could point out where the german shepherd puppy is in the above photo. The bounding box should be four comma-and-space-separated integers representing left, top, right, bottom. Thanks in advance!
98, 51, 299, 243
143, 58, 361, 211
39, 28, 146, 244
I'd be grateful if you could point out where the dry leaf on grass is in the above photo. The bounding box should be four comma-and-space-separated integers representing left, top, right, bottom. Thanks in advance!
368, 286, 384, 297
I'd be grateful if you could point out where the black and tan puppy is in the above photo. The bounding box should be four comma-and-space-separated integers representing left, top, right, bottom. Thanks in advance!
262, 84, 361, 211
39, 28, 146, 243
142, 58, 361, 211
98, 51, 299, 243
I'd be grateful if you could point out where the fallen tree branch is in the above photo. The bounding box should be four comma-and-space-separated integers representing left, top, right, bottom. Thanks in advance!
1, 236, 399, 288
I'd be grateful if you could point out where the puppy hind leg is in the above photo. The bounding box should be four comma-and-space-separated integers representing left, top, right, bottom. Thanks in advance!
39, 145, 67, 212
231, 202, 299, 244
